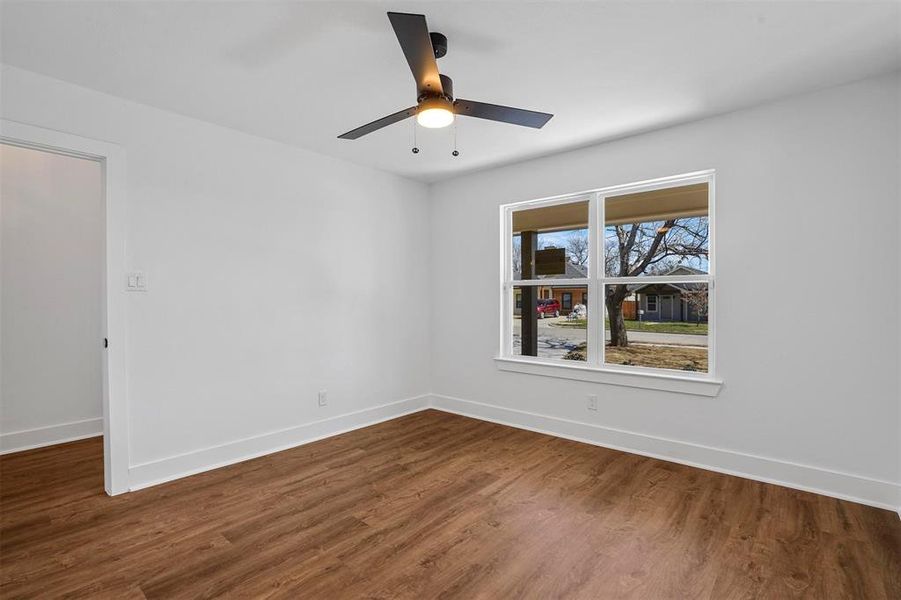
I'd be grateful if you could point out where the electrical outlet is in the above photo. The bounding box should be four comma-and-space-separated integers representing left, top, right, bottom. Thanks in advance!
587, 394, 598, 411
318, 390, 328, 407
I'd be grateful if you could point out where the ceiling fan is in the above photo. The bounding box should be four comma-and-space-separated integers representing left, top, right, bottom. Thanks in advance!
337, 12, 553, 142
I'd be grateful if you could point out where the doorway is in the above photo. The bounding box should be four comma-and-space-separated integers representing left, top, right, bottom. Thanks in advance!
0, 120, 128, 495
1, 143, 104, 472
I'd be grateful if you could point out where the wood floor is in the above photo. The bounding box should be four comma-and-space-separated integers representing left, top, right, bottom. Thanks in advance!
1, 410, 899, 599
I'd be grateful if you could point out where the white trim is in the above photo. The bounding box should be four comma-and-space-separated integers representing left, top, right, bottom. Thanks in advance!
0, 418, 103, 454
646, 293, 659, 312
505, 191, 595, 215
586, 194, 600, 366
512, 278, 588, 287
429, 394, 901, 512
16, 396, 894, 514
0, 120, 129, 495
128, 395, 430, 491
500, 204, 512, 357
706, 174, 717, 377
495, 357, 722, 396
500, 172, 712, 213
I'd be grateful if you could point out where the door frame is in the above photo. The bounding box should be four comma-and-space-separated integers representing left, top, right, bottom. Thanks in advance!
1, 119, 130, 495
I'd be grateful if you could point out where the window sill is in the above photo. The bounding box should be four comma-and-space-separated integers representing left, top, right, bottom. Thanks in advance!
494, 357, 723, 397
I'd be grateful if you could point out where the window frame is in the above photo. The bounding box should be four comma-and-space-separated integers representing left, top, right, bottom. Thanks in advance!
498, 170, 720, 395
645, 294, 658, 312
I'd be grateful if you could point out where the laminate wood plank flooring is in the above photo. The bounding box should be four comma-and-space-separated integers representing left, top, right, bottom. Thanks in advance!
1, 409, 899, 599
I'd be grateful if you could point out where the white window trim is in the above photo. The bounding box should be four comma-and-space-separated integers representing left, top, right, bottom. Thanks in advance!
498, 170, 721, 396
645, 294, 658, 312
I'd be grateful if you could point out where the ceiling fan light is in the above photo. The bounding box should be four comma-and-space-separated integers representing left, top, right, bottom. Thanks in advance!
417, 98, 454, 128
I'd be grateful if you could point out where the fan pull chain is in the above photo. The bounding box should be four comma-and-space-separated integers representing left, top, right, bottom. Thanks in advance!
411, 119, 420, 154
452, 119, 459, 157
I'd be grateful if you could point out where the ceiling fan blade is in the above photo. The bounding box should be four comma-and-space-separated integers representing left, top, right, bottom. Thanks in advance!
337, 106, 417, 140
454, 99, 553, 129
387, 12, 444, 97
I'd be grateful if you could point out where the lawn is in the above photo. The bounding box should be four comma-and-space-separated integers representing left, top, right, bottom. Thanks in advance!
551, 318, 708, 335
563, 342, 708, 372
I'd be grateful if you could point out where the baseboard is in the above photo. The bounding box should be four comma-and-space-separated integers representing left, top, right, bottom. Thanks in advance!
104, 390, 901, 512
429, 394, 901, 513
0, 417, 103, 455
128, 394, 430, 491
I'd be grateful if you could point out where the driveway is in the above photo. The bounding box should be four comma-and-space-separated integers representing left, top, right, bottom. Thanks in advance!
510, 317, 585, 359
512, 317, 706, 360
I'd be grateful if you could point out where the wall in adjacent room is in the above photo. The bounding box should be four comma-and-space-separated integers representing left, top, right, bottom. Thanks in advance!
1, 143, 104, 450
428, 73, 901, 509
1, 66, 431, 483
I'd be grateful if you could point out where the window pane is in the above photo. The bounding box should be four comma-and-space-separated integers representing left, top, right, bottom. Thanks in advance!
512, 200, 589, 281
513, 285, 588, 362
604, 283, 708, 372
604, 183, 708, 277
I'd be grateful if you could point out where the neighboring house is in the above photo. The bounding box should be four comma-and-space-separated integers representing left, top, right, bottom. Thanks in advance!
513, 261, 589, 316
514, 262, 704, 321
629, 265, 708, 323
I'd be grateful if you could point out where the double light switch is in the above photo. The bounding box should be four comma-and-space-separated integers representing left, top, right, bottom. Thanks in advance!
127, 272, 147, 292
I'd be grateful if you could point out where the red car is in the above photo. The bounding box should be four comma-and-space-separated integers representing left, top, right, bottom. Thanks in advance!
537, 298, 561, 318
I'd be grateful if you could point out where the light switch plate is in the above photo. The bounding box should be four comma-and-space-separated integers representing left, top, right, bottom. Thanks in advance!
127, 271, 147, 292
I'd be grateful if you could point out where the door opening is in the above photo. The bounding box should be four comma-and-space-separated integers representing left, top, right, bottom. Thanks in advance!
1, 143, 104, 487
1, 120, 129, 495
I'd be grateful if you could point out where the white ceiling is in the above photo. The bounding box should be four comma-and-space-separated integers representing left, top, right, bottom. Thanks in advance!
2, 1, 899, 182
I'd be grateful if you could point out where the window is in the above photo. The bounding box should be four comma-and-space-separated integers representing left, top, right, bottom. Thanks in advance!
500, 171, 715, 383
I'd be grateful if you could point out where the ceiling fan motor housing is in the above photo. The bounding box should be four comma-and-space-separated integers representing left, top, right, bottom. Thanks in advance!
418, 74, 453, 104
430, 32, 447, 59
439, 74, 453, 100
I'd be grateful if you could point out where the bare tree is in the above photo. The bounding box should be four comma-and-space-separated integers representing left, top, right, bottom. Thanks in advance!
604, 237, 618, 278
565, 231, 589, 267
606, 217, 708, 346
512, 235, 522, 273
681, 287, 709, 326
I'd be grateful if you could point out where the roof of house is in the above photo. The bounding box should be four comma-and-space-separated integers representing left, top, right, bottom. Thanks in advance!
513, 261, 587, 281
512, 262, 706, 294
629, 265, 706, 293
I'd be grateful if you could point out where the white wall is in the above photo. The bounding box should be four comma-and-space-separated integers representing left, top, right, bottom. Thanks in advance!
1, 144, 104, 448
0, 66, 431, 481
2, 64, 897, 508
429, 73, 901, 509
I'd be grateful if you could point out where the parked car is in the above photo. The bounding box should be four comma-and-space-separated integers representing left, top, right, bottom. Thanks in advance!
537, 298, 561, 318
